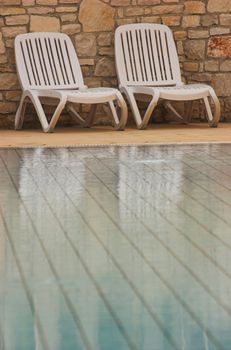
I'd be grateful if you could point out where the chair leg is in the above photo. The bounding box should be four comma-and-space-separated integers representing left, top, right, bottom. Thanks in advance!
164, 101, 184, 122
124, 90, 159, 129
67, 95, 127, 131
185, 101, 193, 123
28, 92, 67, 132
15, 94, 28, 130
203, 93, 220, 128
207, 89, 221, 127
108, 91, 128, 130
66, 103, 88, 126
124, 90, 143, 128
140, 92, 160, 129
47, 96, 67, 132
85, 105, 97, 127
109, 101, 120, 126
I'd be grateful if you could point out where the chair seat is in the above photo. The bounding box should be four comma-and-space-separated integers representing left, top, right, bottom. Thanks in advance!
67, 87, 119, 104
155, 84, 210, 100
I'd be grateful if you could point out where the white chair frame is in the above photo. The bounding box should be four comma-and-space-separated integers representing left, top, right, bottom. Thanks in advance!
15, 32, 127, 132
115, 24, 220, 129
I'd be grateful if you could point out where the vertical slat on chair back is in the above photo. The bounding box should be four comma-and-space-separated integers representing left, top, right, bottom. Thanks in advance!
15, 32, 85, 90
115, 24, 182, 87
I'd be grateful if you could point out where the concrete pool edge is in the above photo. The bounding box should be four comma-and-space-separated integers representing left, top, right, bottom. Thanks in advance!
1, 140, 231, 149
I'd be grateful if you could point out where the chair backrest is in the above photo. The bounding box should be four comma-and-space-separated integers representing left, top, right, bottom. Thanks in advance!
15, 32, 85, 90
115, 24, 182, 87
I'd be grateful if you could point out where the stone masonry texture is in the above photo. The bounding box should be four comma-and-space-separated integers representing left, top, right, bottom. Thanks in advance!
0, 0, 231, 127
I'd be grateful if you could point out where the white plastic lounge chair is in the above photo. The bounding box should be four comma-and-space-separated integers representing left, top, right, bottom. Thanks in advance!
15, 32, 127, 132
115, 24, 220, 129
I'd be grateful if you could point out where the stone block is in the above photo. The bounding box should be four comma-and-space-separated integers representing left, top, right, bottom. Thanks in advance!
188, 30, 209, 39
220, 14, 231, 26
5, 15, 29, 26
75, 33, 97, 56
1, 8, 25, 16
211, 73, 231, 96
79, 0, 115, 32
184, 40, 205, 60
152, 5, 183, 14
30, 15, 60, 32
22, 0, 35, 5
98, 47, 114, 56
220, 61, 231, 72
27, 7, 55, 14
185, 1, 205, 14
140, 16, 161, 23
79, 58, 94, 66
191, 73, 212, 82
162, 16, 181, 26
2, 26, 27, 38
60, 14, 77, 22
111, 0, 130, 6
174, 31, 187, 40
0, 55, 8, 64
177, 41, 184, 55
61, 23, 81, 35
208, 0, 231, 13
138, 0, 160, 4
201, 14, 218, 26
183, 62, 199, 72
1, 0, 21, 3
56, 6, 77, 13
182, 15, 200, 27
0, 73, 19, 90
0, 102, 17, 114
208, 37, 231, 58
204, 61, 219, 72
125, 7, 144, 16
37, 0, 57, 4
59, 0, 80, 3
94, 57, 116, 77
97, 33, 112, 46
210, 27, 230, 36
84, 77, 101, 87
144, 8, 152, 15
116, 18, 135, 26
5, 90, 21, 101
0, 33, 5, 55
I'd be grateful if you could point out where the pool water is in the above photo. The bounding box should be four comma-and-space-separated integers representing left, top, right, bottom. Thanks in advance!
0, 144, 231, 350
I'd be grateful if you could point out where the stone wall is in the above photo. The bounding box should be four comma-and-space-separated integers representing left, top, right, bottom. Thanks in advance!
0, 0, 231, 127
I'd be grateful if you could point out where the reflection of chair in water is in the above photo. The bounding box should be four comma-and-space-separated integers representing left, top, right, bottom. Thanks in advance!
14, 32, 128, 132
117, 146, 183, 221
115, 24, 220, 129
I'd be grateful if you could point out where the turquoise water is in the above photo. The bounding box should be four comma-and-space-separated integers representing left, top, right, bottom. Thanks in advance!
0, 144, 231, 350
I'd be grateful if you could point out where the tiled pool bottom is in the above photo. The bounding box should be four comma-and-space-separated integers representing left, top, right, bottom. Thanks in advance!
0, 144, 231, 350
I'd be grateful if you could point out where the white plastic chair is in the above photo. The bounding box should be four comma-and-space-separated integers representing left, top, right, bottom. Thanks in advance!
15, 32, 127, 132
115, 24, 220, 129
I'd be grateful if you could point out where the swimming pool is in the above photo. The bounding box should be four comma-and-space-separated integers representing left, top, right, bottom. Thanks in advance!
0, 144, 231, 350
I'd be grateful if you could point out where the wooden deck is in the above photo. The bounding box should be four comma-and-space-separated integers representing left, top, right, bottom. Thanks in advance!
0, 123, 230, 148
